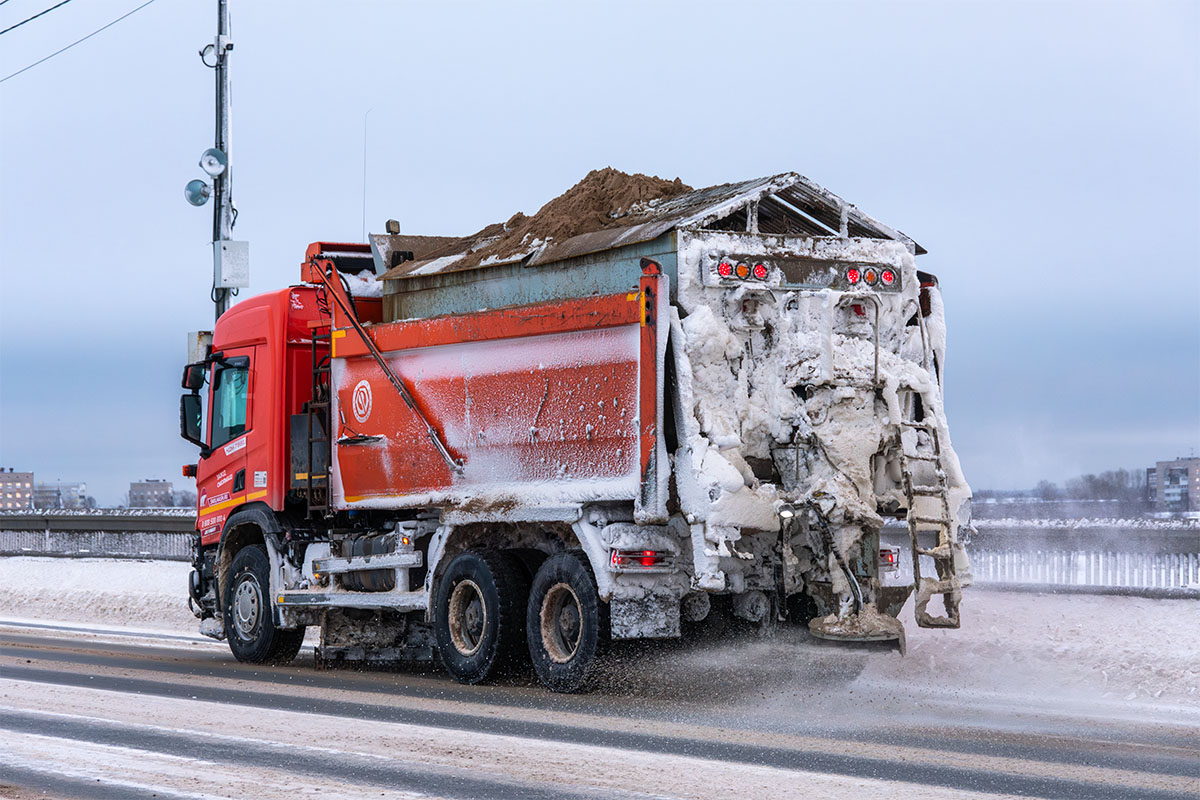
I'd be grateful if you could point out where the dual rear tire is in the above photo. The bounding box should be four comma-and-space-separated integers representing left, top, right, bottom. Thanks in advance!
433, 550, 529, 684
525, 551, 608, 693
434, 549, 606, 692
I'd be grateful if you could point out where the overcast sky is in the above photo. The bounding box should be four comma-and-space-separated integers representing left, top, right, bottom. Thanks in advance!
1, 0, 1197, 505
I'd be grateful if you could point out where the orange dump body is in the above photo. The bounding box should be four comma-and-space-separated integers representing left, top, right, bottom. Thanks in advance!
324, 261, 667, 517
194, 244, 668, 535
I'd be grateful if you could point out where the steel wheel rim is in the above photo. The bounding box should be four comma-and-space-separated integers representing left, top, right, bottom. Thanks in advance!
232, 575, 262, 640
447, 579, 486, 656
540, 582, 582, 664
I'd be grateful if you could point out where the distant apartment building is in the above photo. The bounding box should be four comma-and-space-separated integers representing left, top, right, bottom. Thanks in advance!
129, 479, 174, 507
0, 468, 34, 510
1146, 457, 1200, 513
34, 481, 89, 509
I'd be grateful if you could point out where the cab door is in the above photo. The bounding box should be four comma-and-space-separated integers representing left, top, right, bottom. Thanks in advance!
196, 348, 254, 543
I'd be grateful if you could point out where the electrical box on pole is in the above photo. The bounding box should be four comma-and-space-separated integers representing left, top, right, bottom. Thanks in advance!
214, 240, 250, 288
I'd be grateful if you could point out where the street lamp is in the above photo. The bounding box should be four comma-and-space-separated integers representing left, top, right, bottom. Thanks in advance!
199, 147, 227, 177
184, 178, 211, 207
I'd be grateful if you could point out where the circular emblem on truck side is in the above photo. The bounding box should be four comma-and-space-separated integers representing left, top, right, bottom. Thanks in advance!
352, 380, 372, 423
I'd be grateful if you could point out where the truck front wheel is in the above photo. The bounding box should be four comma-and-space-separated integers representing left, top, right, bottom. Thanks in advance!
526, 551, 608, 693
223, 545, 304, 664
434, 550, 530, 684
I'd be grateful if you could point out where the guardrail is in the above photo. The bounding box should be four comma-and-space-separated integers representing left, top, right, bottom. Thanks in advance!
0, 512, 195, 561
4, 513, 1199, 598
970, 548, 1199, 596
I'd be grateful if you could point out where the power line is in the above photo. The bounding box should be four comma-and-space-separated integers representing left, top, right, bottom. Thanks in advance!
0, 0, 75, 37
0, 0, 158, 84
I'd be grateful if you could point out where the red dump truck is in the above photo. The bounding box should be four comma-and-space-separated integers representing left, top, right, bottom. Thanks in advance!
180, 170, 972, 691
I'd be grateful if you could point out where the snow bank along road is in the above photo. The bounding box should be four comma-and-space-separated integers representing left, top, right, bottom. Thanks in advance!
0, 559, 1198, 799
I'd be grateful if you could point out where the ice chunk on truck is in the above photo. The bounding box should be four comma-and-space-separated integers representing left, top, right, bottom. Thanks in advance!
178, 169, 972, 691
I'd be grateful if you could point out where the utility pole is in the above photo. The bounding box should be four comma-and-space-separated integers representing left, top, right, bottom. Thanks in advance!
212, 0, 234, 320
362, 107, 373, 242
186, 0, 247, 322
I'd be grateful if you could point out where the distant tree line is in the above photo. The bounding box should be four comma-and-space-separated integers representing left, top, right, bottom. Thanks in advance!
973, 467, 1151, 519
974, 468, 1147, 502
1035, 469, 1146, 503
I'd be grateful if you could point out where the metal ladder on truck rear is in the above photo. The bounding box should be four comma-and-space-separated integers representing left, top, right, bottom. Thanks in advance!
897, 398, 962, 628
305, 319, 332, 520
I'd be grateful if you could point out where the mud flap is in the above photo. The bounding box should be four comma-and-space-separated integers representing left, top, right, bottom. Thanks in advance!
610, 593, 681, 640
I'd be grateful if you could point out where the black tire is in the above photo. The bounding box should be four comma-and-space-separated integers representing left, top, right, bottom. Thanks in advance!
526, 551, 608, 693
223, 545, 305, 664
434, 550, 530, 684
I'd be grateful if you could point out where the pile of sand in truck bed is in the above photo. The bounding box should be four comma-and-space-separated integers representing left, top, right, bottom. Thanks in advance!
499, 168, 691, 246
424, 168, 693, 271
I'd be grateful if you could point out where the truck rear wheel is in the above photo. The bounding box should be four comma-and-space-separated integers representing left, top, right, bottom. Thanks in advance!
526, 551, 608, 693
434, 550, 529, 684
223, 545, 305, 664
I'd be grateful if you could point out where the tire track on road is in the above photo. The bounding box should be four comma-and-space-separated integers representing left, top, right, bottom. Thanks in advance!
2, 663, 1195, 800
4, 634, 1197, 781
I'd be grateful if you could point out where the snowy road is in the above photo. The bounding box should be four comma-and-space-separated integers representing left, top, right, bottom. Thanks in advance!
1, 620, 1197, 800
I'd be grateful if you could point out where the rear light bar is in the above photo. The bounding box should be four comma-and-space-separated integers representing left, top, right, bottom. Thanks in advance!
609, 549, 673, 572
712, 255, 899, 291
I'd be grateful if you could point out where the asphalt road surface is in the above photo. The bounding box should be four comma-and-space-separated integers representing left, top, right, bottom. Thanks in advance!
0, 620, 1196, 800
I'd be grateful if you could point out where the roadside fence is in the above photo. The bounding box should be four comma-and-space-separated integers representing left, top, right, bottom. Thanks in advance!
0, 512, 194, 561
4, 513, 1199, 598
970, 548, 1199, 595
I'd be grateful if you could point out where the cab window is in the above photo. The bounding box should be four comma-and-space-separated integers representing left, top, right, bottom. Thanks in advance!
211, 357, 250, 448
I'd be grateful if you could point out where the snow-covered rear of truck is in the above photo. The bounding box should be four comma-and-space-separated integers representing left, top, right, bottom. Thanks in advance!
670, 229, 972, 641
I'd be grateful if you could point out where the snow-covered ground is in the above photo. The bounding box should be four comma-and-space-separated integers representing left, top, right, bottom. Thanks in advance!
1, 556, 1196, 708
0, 557, 195, 631
866, 589, 1200, 706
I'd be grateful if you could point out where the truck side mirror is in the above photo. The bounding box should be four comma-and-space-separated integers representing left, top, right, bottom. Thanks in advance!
181, 362, 206, 391
180, 393, 207, 453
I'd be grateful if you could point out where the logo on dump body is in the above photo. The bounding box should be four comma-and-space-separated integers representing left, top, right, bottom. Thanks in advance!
352, 380, 372, 423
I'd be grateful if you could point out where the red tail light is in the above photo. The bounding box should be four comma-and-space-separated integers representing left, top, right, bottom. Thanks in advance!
610, 549, 672, 571
846, 268, 861, 285
752, 263, 768, 280
717, 261, 733, 278
880, 269, 896, 286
